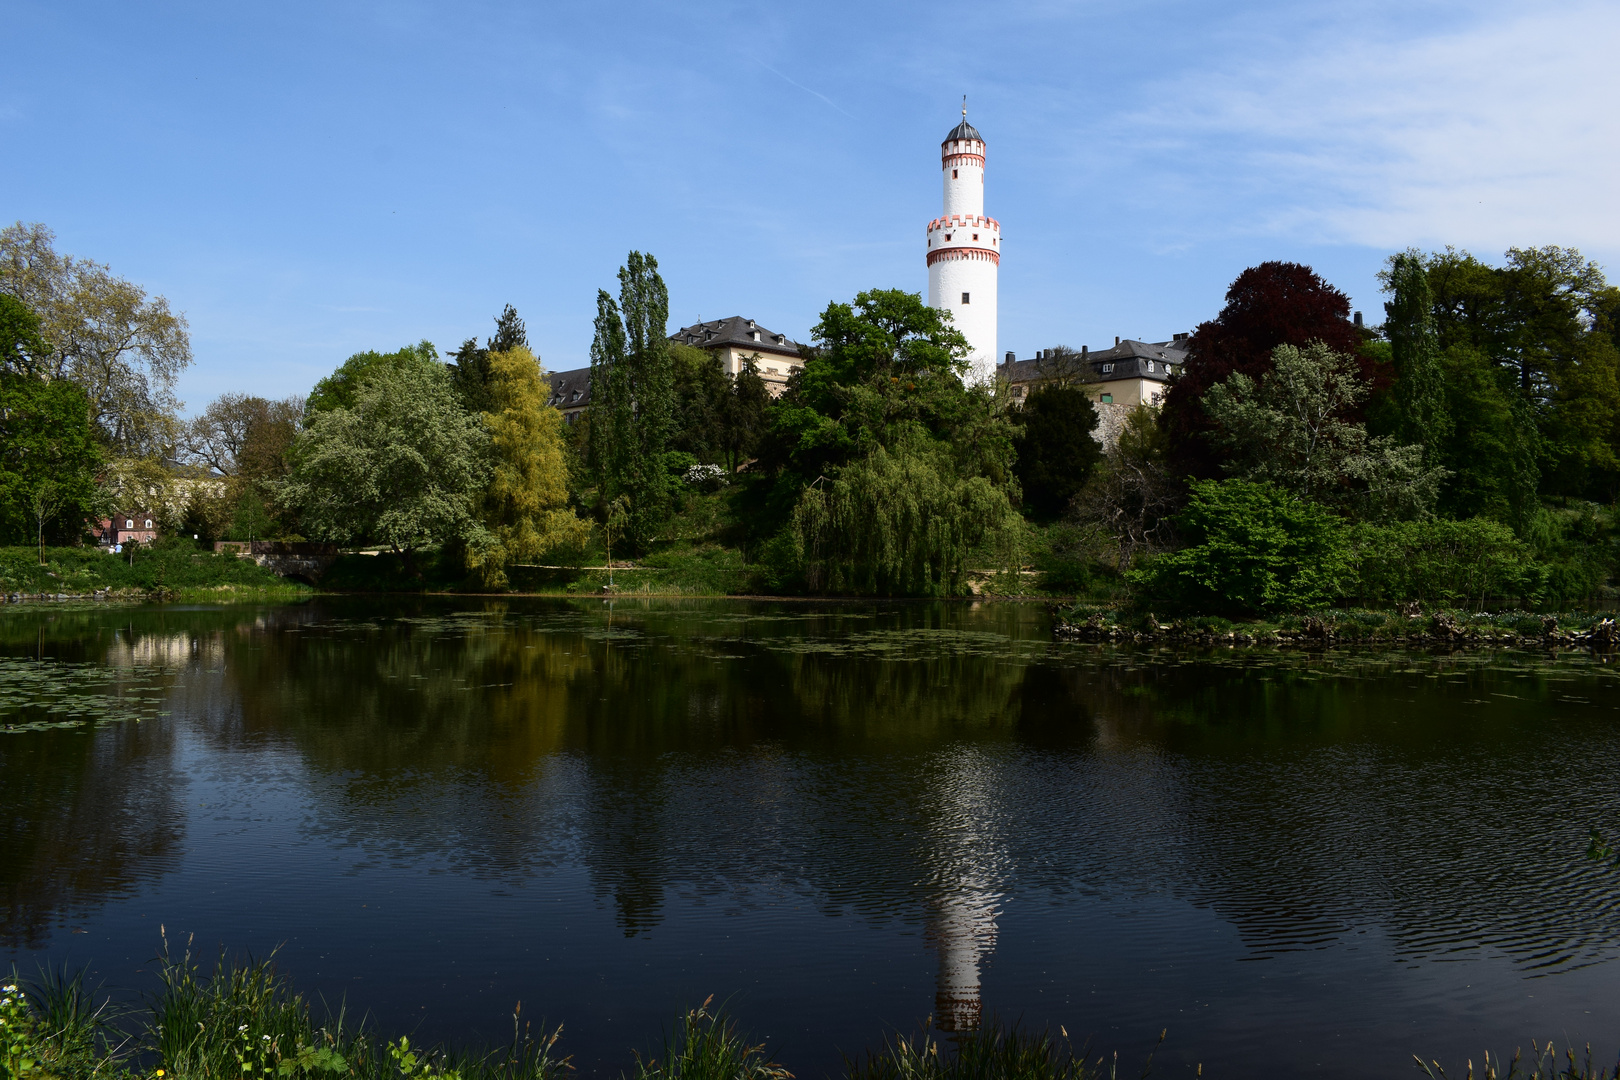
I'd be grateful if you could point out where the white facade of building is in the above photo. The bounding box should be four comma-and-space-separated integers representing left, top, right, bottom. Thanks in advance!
926, 109, 999, 383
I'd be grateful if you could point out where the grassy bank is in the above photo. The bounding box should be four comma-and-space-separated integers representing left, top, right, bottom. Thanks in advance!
3, 947, 1613, 1080
0, 542, 310, 604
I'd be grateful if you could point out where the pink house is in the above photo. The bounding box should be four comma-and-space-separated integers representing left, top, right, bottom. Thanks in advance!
94, 512, 159, 548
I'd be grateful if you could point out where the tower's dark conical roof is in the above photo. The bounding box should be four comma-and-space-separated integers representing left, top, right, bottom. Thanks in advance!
943, 118, 982, 144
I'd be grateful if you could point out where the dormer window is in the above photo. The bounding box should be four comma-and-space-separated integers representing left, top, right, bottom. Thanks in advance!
1148, 361, 1155, 373
125, 519, 134, 529
1101, 363, 1114, 373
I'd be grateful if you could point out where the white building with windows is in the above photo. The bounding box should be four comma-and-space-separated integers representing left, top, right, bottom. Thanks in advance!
926, 106, 999, 383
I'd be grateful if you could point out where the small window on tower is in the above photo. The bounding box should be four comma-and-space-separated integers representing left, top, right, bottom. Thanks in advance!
961, 292, 970, 304
945, 233, 952, 241
952, 168, 958, 179
972, 233, 978, 240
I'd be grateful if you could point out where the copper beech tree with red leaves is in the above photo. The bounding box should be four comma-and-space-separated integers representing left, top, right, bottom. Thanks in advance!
1161, 261, 1363, 476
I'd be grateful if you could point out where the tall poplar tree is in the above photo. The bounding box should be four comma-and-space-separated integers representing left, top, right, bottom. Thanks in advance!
587, 251, 674, 547
1383, 251, 1451, 458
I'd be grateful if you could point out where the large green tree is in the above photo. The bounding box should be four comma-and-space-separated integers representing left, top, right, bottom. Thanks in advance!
0, 294, 49, 376
306, 341, 440, 414
762, 288, 1010, 488
1389, 245, 1618, 506
0, 222, 191, 453
1203, 342, 1445, 522
0, 373, 103, 549
760, 289, 1022, 593
280, 361, 489, 567
587, 252, 675, 547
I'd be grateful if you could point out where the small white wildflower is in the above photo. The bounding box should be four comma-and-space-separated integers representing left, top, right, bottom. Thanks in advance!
239, 1024, 249, 1032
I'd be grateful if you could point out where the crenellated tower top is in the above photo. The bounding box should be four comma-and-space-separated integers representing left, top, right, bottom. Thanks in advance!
940, 98, 985, 218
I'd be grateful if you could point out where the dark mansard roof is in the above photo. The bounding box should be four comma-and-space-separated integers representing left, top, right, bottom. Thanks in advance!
1000, 338, 1190, 386
669, 316, 800, 357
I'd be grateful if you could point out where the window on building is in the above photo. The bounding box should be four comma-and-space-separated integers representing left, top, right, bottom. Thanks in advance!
125, 519, 134, 529
1100, 394, 1113, 404
1101, 363, 1114, 373
961, 292, 970, 304
144, 519, 153, 529
952, 168, 958, 179
945, 233, 952, 241
1147, 361, 1155, 373
972, 233, 978, 240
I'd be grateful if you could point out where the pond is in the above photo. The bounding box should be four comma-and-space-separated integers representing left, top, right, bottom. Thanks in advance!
3, 597, 1620, 1077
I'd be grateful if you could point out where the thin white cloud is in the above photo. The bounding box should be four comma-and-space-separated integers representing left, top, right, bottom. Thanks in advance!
1123, 2, 1620, 254
752, 59, 858, 120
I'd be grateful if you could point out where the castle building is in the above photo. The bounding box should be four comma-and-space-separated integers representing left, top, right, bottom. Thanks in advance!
926, 105, 999, 382
667, 316, 802, 388
999, 336, 1190, 409
544, 316, 803, 424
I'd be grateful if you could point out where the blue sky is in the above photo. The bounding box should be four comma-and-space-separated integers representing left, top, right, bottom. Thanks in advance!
4, 0, 1616, 411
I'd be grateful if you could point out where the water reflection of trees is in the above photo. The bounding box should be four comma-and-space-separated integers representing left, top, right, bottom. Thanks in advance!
9, 602, 1620, 1006
0, 704, 183, 948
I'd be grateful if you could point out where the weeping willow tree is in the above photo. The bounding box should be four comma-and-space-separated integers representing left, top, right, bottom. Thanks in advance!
465, 346, 591, 588
790, 432, 1022, 596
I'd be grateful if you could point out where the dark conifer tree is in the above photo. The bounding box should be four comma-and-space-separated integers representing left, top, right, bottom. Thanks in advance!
1383, 252, 1451, 460
452, 305, 529, 415
1012, 383, 1102, 519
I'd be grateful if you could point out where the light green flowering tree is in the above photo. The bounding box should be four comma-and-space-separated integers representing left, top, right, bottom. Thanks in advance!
280, 360, 489, 572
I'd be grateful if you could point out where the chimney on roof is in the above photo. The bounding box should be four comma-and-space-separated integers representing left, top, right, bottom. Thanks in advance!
1005, 351, 1015, 366
1081, 345, 1088, 356
1354, 311, 1363, 327
1115, 336, 1121, 346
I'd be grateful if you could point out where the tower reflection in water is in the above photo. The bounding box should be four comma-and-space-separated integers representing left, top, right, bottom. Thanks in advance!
922, 746, 1006, 1032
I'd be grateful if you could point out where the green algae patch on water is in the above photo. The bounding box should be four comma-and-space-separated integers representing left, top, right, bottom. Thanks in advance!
0, 655, 172, 733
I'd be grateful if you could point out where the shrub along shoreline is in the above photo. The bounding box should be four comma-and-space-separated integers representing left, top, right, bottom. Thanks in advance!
4, 946, 1615, 1080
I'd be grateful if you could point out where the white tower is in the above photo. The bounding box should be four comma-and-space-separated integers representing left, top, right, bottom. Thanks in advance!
926, 102, 999, 382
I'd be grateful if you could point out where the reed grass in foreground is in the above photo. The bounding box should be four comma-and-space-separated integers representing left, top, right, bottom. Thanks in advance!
1414, 1044, 1620, 1080
2, 941, 1616, 1080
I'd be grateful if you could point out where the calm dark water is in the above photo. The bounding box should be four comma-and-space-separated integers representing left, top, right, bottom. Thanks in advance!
4, 598, 1620, 1077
